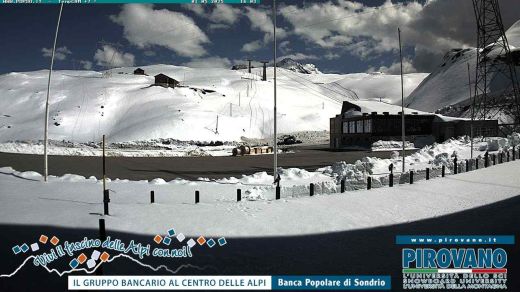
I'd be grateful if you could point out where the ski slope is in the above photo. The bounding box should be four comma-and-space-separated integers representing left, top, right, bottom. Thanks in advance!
0, 64, 426, 144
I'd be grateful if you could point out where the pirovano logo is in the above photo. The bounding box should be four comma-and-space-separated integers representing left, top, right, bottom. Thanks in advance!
396, 235, 513, 290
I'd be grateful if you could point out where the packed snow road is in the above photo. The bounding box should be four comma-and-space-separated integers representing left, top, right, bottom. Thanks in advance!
0, 145, 417, 180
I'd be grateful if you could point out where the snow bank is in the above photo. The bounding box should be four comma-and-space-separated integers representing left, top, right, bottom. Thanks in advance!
372, 140, 415, 151
0, 140, 235, 157
319, 135, 518, 188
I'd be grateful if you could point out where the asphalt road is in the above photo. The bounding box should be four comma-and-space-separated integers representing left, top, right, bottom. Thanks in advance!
0, 144, 417, 180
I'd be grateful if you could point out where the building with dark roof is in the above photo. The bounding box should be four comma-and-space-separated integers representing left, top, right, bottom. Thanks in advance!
330, 100, 498, 149
154, 73, 180, 88
133, 68, 145, 75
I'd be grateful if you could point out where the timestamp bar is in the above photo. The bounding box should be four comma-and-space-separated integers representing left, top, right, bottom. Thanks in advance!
2, 0, 260, 3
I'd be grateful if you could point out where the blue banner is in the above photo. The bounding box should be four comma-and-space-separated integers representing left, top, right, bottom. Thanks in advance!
272, 276, 391, 290
396, 235, 515, 245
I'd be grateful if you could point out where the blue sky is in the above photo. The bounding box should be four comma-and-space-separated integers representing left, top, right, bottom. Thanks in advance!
0, 0, 518, 75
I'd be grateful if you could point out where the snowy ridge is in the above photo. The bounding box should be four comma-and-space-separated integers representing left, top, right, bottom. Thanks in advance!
0, 64, 427, 144
276, 58, 322, 74
405, 19, 520, 114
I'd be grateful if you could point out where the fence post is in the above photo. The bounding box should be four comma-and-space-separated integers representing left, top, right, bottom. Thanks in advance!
367, 177, 372, 190
493, 154, 496, 165
442, 165, 445, 177
507, 151, 510, 162
195, 191, 200, 204
103, 189, 110, 215
466, 160, 469, 172
499, 152, 503, 164
340, 179, 345, 193
426, 168, 430, 180
409, 170, 414, 184
237, 189, 241, 202
150, 190, 154, 204
276, 178, 281, 200
310, 183, 314, 196
475, 158, 479, 169
389, 173, 394, 187
513, 147, 516, 161
484, 152, 489, 168
453, 157, 458, 174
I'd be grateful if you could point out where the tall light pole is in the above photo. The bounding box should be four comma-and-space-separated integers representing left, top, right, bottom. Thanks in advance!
468, 62, 474, 159
398, 27, 405, 173
44, 3, 64, 182
273, 0, 278, 183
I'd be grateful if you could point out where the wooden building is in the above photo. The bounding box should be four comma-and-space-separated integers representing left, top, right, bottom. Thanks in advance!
133, 68, 145, 75
154, 73, 180, 88
330, 100, 498, 149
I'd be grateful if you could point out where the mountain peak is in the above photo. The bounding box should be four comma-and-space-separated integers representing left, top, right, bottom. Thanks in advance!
276, 58, 322, 74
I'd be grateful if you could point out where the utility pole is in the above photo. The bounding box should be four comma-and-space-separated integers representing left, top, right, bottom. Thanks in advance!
261, 61, 268, 81
273, 0, 278, 183
398, 27, 405, 173
247, 59, 252, 73
44, 3, 64, 182
468, 63, 474, 159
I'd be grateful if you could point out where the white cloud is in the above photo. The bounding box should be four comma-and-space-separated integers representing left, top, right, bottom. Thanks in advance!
111, 4, 209, 58
279, 0, 518, 72
324, 52, 340, 60
280, 1, 423, 51
240, 6, 288, 53
181, 4, 205, 16
368, 58, 417, 74
182, 56, 232, 68
278, 40, 291, 54
41, 46, 72, 61
182, 4, 240, 30
241, 40, 263, 52
94, 45, 135, 68
79, 60, 93, 70
278, 53, 318, 61
209, 5, 240, 25
208, 23, 230, 31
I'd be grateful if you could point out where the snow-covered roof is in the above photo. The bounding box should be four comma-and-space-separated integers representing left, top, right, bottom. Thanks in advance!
341, 100, 432, 117
340, 100, 475, 122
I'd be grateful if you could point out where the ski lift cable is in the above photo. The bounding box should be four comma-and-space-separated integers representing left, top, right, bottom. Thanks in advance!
277, 69, 343, 104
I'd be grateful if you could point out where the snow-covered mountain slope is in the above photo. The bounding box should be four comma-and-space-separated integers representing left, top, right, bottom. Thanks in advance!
0, 64, 427, 143
405, 19, 520, 113
276, 58, 322, 74
327, 72, 428, 104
